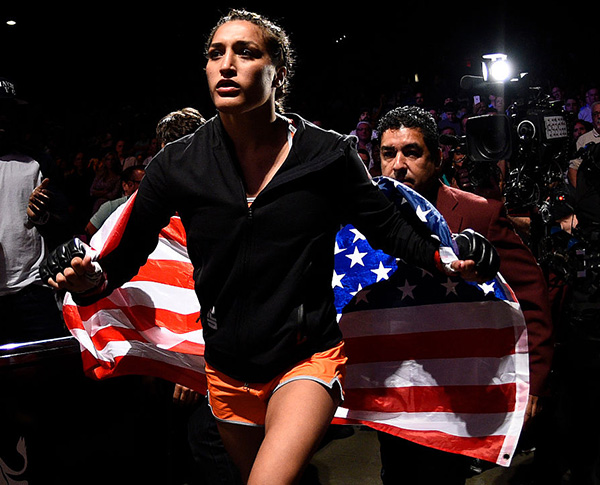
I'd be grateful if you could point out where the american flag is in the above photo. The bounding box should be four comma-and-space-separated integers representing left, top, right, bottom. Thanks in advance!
63, 197, 207, 394
62, 177, 529, 466
331, 178, 529, 467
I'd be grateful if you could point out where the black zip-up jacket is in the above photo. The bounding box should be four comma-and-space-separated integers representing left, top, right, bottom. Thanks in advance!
88, 114, 441, 382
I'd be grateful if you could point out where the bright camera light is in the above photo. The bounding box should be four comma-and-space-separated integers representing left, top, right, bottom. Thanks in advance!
490, 59, 511, 81
481, 53, 511, 82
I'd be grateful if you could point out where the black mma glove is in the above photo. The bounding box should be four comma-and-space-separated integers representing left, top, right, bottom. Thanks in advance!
39, 238, 104, 291
453, 229, 500, 281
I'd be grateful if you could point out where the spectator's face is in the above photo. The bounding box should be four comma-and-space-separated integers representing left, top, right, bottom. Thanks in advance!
380, 127, 441, 194
551, 87, 563, 101
592, 105, 600, 132
356, 122, 372, 142
574, 121, 587, 139
565, 98, 579, 113
586, 88, 599, 106
123, 170, 145, 196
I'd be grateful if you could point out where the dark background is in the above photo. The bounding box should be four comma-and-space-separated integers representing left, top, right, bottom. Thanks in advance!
1, 2, 596, 147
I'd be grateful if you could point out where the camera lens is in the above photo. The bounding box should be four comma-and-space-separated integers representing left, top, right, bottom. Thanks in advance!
517, 120, 536, 141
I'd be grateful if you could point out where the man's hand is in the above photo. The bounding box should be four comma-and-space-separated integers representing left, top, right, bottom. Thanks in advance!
27, 178, 52, 224
173, 384, 201, 406
524, 395, 540, 427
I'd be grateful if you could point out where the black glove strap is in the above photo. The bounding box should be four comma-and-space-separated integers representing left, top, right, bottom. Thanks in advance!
454, 229, 500, 281
39, 238, 87, 284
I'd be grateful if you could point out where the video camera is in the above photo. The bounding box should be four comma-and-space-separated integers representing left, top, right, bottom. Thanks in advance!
457, 57, 579, 275
463, 89, 571, 217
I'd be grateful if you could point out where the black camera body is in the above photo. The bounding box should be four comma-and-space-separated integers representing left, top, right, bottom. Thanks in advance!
464, 93, 571, 216
461, 87, 585, 283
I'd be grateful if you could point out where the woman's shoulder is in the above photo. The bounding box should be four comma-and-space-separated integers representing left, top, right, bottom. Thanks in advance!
286, 113, 355, 152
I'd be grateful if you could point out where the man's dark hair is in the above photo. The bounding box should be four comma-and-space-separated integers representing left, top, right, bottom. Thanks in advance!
377, 106, 440, 162
156, 107, 206, 146
121, 165, 145, 183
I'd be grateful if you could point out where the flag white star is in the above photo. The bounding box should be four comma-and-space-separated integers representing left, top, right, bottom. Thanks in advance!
441, 277, 459, 296
416, 205, 431, 223
479, 282, 495, 295
334, 241, 346, 255
346, 245, 368, 267
349, 228, 366, 243
350, 283, 364, 297
397, 280, 416, 300
371, 261, 393, 282
332, 270, 346, 288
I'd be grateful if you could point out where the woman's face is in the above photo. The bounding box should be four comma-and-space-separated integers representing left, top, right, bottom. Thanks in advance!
205, 20, 285, 115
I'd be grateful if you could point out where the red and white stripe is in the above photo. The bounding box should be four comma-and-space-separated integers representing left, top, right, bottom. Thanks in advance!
332, 298, 529, 466
63, 196, 206, 393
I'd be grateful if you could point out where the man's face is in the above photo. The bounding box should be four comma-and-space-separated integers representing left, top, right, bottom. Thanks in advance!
574, 122, 587, 139
565, 98, 579, 113
592, 105, 600, 132
551, 87, 563, 100
380, 126, 441, 195
123, 170, 145, 196
587, 88, 599, 106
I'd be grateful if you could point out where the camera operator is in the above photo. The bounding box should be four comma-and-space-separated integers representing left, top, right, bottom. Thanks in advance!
546, 140, 600, 484
440, 132, 506, 202
458, 73, 600, 482
531, 128, 600, 484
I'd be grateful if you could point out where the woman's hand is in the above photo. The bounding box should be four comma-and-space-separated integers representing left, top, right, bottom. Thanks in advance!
446, 259, 489, 284
40, 239, 105, 294
452, 229, 500, 282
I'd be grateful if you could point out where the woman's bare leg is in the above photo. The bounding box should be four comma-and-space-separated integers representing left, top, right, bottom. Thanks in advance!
216, 421, 264, 483
248, 379, 340, 485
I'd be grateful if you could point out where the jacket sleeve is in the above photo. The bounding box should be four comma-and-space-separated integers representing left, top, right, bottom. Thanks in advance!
73, 152, 177, 305
341, 144, 441, 274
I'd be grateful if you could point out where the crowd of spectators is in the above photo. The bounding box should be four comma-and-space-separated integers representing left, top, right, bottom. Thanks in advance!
344, 82, 598, 177
7, 75, 596, 254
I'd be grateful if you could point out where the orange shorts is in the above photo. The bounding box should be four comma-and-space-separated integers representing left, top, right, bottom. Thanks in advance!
205, 340, 347, 426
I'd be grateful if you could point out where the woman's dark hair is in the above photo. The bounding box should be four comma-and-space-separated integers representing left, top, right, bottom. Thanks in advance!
204, 9, 295, 112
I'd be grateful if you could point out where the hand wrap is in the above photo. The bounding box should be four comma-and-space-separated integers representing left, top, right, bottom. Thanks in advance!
39, 238, 104, 290
453, 229, 500, 281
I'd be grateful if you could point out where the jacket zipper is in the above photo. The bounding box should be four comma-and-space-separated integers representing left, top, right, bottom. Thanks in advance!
228, 142, 344, 355
233, 188, 254, 352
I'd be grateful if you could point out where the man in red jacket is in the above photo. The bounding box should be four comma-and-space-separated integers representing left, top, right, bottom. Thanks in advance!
375, 105, 554, 484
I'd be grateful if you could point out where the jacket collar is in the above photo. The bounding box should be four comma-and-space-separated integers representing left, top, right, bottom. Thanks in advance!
210, 113, 353, 189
